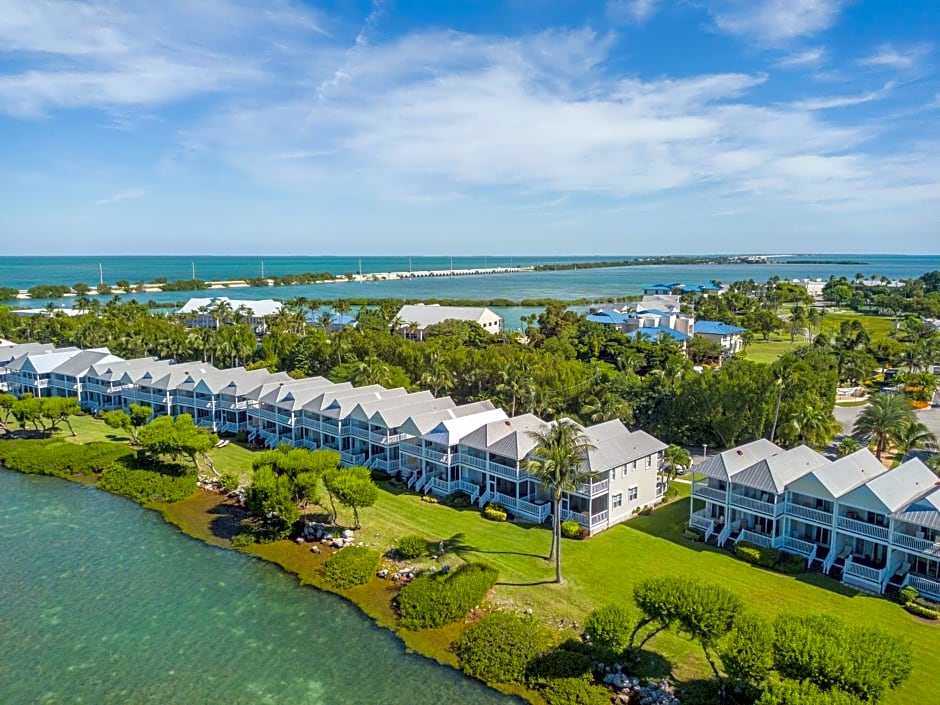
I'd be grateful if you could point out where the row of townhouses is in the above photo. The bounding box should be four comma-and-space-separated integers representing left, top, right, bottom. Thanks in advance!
0, 342, 666, 535
691, 439, 940, 602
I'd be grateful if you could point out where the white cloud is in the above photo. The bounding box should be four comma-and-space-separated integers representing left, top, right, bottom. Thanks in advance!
606, 0, 662, 25
712, 0, 845, 43
791, 82, 895, 110
858, 43, 931, 71
96, 188, 148, 205
776, 46, 826, 68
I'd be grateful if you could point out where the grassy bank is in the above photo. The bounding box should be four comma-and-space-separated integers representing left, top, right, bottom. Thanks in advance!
5, 415, 936, 705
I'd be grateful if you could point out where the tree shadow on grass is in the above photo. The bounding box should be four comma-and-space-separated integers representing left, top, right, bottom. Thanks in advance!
629, 648, 674, 680
674, 678, 721, 705
207, 502, 250, 540
795, 571, 860, 597
442, 531, 547, 561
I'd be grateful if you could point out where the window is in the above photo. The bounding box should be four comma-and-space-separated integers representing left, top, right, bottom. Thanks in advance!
622, 466, 628, 478
613, 493, 623, 508
628, 485, 638, 501
646, 456, 652, 468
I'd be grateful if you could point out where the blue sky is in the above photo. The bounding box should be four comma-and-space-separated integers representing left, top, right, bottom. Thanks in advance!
1, 0, 938, 255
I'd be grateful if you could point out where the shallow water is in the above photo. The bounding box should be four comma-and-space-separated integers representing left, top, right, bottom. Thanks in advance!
0, 469, 518, 705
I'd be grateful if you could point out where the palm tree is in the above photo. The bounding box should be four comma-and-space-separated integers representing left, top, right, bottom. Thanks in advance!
852, 393, 916, 460
663, 444, 691, 481
522, 420, 597, 584
789, 401, 840, 449
893, 418, 938, 461
580, 392, 632, 424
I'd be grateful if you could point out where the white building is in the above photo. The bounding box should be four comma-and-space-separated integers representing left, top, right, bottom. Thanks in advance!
179, 297, 282, 331
395, 304, 502, 340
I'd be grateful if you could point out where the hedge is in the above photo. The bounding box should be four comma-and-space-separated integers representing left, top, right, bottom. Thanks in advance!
903, 602, 940, 620
398, 562, 499, 629
538, 678, 610, 705
322, 546, 381, 590
98, 465, 197, 503
484, 506, 507, 521
561, 520, 581, 539
396, 534, 427, 560
453, 611, 550, 683
734, 541, 807, 574
0, 439, 134, 478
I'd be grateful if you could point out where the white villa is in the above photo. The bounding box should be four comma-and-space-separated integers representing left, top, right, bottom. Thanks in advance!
394, 304, 502, 340
179, 297, 282, 331
0, 342, 666, 536
694, 320, 747, 356
691, 439, 940, 602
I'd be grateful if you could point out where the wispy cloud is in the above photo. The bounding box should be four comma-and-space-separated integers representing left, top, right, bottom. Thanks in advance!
776, 46, 826, 68
606, 0, 661, 25
791, 81, 895, 110
711, 0, 846, 44
96, 188, 148, 205
858, 43, 932, 71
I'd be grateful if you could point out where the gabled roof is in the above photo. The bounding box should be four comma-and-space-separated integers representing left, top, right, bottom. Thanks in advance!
179, 297, 282, 317
459, 414, 548, 461
892, 486, 940, 531
809, 449, 888, 498
51, 349, 122, 378
420, 405, 507, 446
696, 320, 746, 336
586, 311, 627, 325
5, 348, 84, 374
0, 343, 70, 367
302, 385, 398, 413
396, 304, 500, 328
732, 445, 829, 494
318, 387, 412, 419
633, 327, 690, 342
257, 377, 342, 408
216, 369, 292, 396
582, 419, 667, 473
696, 439, 783, 482
347, 391, 443, 425
859, 459, 938, 513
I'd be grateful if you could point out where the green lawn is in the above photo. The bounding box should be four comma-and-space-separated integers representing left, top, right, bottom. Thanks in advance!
22, 414, 939, 704
344, 489, 937, 705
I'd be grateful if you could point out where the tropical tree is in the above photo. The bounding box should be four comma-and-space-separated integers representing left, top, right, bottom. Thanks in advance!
522, 419, 597, 583
788, 401, 840, 449
323, 466, 378, 529
663, 444, 691, 480
852, 393, 916, 460
893, 418, 937, 461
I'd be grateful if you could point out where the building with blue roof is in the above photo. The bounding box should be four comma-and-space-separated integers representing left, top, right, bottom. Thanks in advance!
695, 320, 746, 356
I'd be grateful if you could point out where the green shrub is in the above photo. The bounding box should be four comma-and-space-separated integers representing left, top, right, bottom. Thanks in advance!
219, 472, 240, 492
525, 649, 593, 681
484, 506, 507, 521
537, 678, 610, 705
584, 604, 634, 655
682, 527, 704, 541
561, 520, 581, 539
453, 611, 550, 683
396, 534, 427, 560
735, 541, 780, 568
420, 495, 439, 504
903, 602, 940, 620
442, 491, 471, 508
322, 546, 381, 590
98, 464, 197, 503
777, 551, 808, 574
398, 562, 499, 629
898, 585, 918, 605
230, 532, 256, 547
0, 439, 133, 478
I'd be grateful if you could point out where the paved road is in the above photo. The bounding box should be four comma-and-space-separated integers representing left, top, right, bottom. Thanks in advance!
833, 398, 940, 461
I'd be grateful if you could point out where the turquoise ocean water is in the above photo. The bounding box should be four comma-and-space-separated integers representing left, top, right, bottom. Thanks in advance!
4, 254, 939, 331
0, 469, 519, 705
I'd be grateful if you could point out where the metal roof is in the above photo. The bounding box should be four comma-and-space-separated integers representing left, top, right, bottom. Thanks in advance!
696, 439, 784, 482
731, 445, 829, 494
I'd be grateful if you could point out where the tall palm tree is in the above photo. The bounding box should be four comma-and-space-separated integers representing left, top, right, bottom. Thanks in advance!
523, 420, 597, 584
663, 444, 691, 481
789, 401, 841, 449
852, 393, 916, 460
893, 418, 938, 461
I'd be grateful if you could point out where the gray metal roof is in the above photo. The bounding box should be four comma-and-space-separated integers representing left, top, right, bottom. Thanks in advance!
811, 449, 890, 498
459, 414, 548, 461
365, 395, 455, 429
0, 343, 70, 367
302, 385, 399, 413
5, 349, 85, 374
582, 420, 667, 473
51, 349, 121, 378
395, 304, 499, 328
696, 439, 783, 482
731, 445, 829, 494
892, 486, 940, 531
862, 459, 939, 512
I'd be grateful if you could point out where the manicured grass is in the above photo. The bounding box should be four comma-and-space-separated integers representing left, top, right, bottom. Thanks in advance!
346, 488, 937, 705
743, 311, 897, 363
741, 337, 799, 364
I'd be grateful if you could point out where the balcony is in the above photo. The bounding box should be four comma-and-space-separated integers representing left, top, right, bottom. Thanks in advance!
423, 447, 453, 465
892, 532, 940, 557
341, 450, 366, 467
692, 484, 727, 503
400, 443, 422, 459
842, 557, 884, 592
348, 426, 371, 442
456, 452, 487, 470
690, 509, 716, 535
736, 529, 776, 549
561, 509, 608, 531
490, 494, 550, 523
836, 515, 889, 542
904, 574, 940, 602
369, 430, 409, 445
782, 536, 817, 562
730, 493, 783, 517
576, 478, 609, 496
786, 502, 833, 525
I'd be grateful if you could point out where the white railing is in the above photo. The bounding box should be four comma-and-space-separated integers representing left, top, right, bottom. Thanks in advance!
892, 532, 940, 556
730, 494, 782, 517
371, 457, 395, 473
562, 510, 589, 529
692, 484, 727, 503
348, 426, 371, 441
837, 515, 889, 541
782, 536, 817, 562
400, 443, 422, 459
494, 493, 551, 523
736, 529, 775, 548
427, 476, 450, 493
591, 510, 609, 527
577, 478, 609, 496
718, 520, 737, 546
690, 510, 715, 541
341, 450, 366, 467
843, 558, 883, 591
786, 502, 833, 525
905, 574, 940, 602
456, 452, 487, 470
424, 448, 453, 464
487, 462, 521, 479
370, 430, 408, 445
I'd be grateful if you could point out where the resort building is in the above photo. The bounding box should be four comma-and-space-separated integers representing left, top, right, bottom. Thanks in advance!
693, 320, 747, 356
394, 304, 502, 340
179, 297, 283, 332
2, 344, 670, 538
691, 441, 940, 601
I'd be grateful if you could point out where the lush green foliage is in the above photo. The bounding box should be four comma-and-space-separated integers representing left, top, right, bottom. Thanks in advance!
453, 611, 550, 683
397, 562, 498, 629
584, 604, 634, 655
396, 534, 427, 559
718, 613, 775, 691
483, 505, 507, 521
537, 677, 610, 705
98, 464, 198, 503
323, 466, 378, 529
138, 414, 218, 470
560, 520, 581, 539
735, 542, 806, 573
0, 438, 134, 477
756, 681, 865, 705
321, 546, 381, 590
246, 464, 300, 534
773, 614, 913, 702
